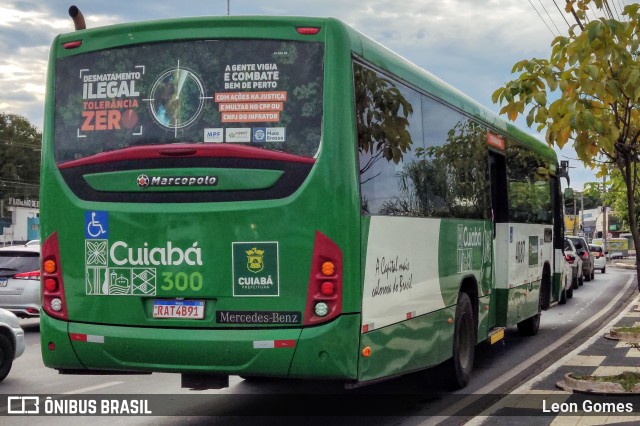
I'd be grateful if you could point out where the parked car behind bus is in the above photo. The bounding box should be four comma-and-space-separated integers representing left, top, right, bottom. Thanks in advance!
566, 236, 594, 281
0, 244, 41, 317
589, 244, 607, 273
0, 307, 25, 382
564, 238, 583, 288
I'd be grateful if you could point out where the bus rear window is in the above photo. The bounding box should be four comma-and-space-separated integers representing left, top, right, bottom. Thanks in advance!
53, 39, 324, 164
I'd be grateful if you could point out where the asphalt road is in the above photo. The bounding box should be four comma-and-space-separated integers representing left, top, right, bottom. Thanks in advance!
0, 263, 636, 426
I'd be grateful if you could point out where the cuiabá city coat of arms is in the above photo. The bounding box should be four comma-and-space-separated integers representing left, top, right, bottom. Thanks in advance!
246, 247, 264, 273
232, 241, 279, 297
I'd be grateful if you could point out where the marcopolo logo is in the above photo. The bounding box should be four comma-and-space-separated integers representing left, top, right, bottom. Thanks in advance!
136, 174, 218, 189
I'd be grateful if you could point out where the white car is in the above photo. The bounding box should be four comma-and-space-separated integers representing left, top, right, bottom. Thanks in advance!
0, 307, 25, 382
559, 250, 574, 304
564, 238, 583, 288
589, 244, 607, 273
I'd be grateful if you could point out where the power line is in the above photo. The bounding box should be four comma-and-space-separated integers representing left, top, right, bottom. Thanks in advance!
552, 0, 572, 29
539, 0, 563, 34
603, 0, 616, 19
609, 0, 621, 19
529, 0, 560, 37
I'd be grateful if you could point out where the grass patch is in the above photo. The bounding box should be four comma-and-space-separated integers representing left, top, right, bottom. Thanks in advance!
613, 326, 640, 333
572, 372, 640, 392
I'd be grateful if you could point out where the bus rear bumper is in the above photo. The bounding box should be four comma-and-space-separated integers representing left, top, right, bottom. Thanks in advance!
40, 313, 360, 380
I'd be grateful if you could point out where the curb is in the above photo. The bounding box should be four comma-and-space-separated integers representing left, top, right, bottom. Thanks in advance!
614, 262, 636, 270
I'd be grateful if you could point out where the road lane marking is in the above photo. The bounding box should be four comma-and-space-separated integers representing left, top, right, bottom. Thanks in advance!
422, 275, 636, 425
62, 381, 124, 394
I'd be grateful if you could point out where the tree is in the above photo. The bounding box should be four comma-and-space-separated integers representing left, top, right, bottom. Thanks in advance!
0, 113, 41, 215
355, 64, 414, 182
492, 1, 640, 290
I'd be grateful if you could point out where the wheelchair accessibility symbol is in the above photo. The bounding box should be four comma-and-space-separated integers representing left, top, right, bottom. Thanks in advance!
85, 211, 108, 239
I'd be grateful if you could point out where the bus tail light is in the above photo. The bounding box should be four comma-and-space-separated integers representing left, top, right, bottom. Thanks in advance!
41, 232, 68, 320
296, 27, 321, 35
304, 231, 342, 325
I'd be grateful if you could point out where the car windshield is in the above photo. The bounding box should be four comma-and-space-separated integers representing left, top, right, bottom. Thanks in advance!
0, 252, 39, 277
589, 245, 602, 253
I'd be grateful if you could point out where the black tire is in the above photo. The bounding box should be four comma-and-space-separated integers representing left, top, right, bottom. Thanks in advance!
444, 292, 476, 390
602, 266, 606, 274
578, 275, 584, 286
540, 269, 551, 311
559, 288, 567, 304
590, 269, 595, 280
571, 275, 579, 289
0, 333, 15, 383
517, 295, 541, 336
567, 286, 573, 299
584, 271, 591, 282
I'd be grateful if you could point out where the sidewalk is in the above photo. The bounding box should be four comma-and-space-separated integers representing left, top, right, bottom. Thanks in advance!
469, 263, 640, 425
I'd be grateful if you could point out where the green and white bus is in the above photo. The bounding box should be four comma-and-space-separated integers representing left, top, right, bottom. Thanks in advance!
40, 9, 564, 390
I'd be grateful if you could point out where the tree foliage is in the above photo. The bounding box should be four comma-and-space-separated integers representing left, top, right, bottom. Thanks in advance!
0, 113, 41, 212
492, 1, 640, 289
355, 65, 414, 179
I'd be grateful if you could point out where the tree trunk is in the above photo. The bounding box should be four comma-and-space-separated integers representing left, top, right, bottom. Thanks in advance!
622, 159, 640, 292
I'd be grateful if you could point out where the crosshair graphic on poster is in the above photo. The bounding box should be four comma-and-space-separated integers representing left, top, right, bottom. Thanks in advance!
147, 61, 205, 132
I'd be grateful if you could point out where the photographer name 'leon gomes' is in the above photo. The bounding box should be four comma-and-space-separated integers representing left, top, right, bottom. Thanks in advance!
542, 399, 634, 414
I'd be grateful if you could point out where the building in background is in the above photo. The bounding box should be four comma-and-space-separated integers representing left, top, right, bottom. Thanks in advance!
2, 197, 39, 244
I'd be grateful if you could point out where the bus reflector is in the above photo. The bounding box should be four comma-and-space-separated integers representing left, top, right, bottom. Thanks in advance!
362, 347, 372, 357
303, 231, 342, 325
489, 327, 505, 344
296, 27, 321, 35
41, 232, 68, 320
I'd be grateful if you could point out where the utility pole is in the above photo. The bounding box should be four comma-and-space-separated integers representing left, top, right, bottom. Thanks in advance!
580, 191, 584, 239
573, 194, 577, 235
603, 174, 607, 253
227, 0, 230, 15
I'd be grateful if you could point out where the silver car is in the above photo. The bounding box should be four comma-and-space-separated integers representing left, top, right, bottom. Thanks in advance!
0, 307, 25, 382
0, 244, 41, 317
566, 236, 595, 281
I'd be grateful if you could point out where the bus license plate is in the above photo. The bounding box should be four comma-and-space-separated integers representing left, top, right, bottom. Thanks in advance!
153, 300, 205, 319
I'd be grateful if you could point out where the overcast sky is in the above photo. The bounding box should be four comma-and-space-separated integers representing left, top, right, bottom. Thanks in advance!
2, 0, 630, 190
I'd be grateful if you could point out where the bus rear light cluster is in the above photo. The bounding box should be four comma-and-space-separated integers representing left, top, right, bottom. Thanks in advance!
41, 232, 68, 320
304, 232, 343, 325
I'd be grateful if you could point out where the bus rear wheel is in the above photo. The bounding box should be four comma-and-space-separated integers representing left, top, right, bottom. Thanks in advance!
445, 292, 475, 389
517, 298, 541, 336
